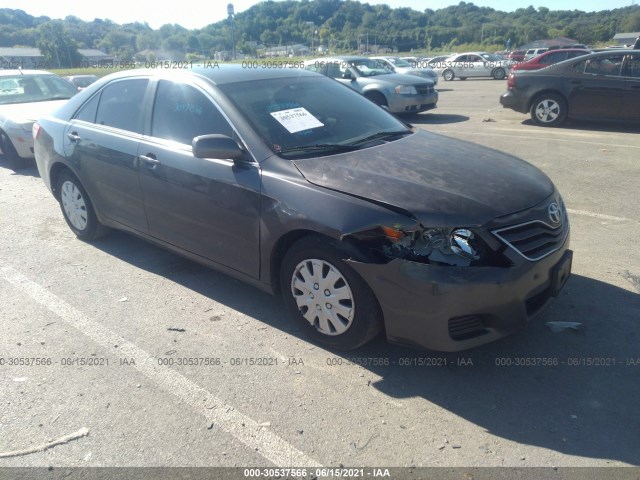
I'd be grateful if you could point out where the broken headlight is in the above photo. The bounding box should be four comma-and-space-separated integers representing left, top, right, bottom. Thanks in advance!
348, 225, 491, 267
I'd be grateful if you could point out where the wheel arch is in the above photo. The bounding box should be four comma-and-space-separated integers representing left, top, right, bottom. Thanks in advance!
49, 162, 74, 201
526, 89, 567, 113
269, 229, 378, 296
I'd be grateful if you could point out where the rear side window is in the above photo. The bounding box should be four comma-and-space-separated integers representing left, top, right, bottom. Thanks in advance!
74, 93, 100, 123
622, 54, 640, 78
584, 55, 624, 77
151, 80, 232, 145
540, 52, 566, 64
95, 79, 149, 133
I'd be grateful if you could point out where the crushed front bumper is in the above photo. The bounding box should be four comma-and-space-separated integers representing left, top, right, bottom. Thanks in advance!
348, 235, 571, 351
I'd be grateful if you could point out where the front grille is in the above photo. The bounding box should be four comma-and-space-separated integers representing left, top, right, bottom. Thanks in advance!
415, 84, 433, 95
448, 315, 488, 340
492, 219, 568, 261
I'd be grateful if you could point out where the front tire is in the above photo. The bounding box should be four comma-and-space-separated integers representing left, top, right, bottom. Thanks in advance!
530, 93, 567, 127
280, 236, 383, 350
0, 132, 25, 171
443, 69, 455, 81
364, 91, 388, 109
57, 170, 109, 241
492, 68, 506, 80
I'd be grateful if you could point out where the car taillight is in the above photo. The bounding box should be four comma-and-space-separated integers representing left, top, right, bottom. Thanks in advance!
507, 74, 517, 89
32, 122, 41, 140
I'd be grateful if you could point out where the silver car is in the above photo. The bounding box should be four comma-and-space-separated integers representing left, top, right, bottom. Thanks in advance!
371, 56, 439, 85
431, 52, 511, 81
0, 70, 77, 170
305, 57, 438, 114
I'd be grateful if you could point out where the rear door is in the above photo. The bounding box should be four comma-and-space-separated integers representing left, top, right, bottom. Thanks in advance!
621, 53, 640, 121
137, 79, 261, 277
568, 54, 626, 119
63, 78, 150, 232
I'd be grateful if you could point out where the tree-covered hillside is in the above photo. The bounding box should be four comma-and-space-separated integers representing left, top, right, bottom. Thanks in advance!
1, 1, 639, 64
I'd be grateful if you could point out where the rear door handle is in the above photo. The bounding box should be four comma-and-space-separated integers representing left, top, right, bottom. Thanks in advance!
139, 154, 160, 166
67, 132, 81, 142
570, 80, 582, 85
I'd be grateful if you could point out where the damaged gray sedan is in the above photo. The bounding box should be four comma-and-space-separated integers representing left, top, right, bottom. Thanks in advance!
34, 66, 572, 351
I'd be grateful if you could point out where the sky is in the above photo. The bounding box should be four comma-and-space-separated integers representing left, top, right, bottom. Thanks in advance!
3, 0, 637, 30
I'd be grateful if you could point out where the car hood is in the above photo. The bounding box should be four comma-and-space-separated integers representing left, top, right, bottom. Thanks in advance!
292, 130, 554, 227
0, 99, 69, 124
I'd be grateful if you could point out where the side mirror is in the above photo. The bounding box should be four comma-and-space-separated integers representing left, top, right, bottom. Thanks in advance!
192, 134, 244, 160
346, 67, 359, 80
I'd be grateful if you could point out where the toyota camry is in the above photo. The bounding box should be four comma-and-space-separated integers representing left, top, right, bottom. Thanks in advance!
34, 66, 571, 351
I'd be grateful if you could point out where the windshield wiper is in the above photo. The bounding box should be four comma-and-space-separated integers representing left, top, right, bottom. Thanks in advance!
347, 130, 412, 146
279, 143, 362, 156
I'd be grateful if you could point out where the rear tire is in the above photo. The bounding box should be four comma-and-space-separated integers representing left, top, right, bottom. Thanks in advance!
280, 236, 383, 350
57, 170, 109, 241
0, 132, 25, 171
530, 93, 567, 127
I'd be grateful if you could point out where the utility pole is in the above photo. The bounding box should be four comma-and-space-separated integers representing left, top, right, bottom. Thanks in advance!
227, 3, 236, 60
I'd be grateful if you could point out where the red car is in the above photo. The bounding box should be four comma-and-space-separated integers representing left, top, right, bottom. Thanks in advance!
507, 50, 526, 62
511, 49, 591, 71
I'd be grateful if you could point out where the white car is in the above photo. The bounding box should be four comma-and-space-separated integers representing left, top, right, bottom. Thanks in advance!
0, 70, 77, 170
372, 56, 439, 85
431, 52, 511, 81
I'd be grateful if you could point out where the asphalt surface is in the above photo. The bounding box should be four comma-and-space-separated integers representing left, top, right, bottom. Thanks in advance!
0, 76, 639, 472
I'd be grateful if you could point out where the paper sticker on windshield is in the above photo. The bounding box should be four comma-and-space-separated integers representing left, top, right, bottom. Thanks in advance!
270, 107, 324, 134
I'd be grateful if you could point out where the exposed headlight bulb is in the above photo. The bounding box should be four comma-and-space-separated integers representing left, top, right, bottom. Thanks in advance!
450, 229, 479, 260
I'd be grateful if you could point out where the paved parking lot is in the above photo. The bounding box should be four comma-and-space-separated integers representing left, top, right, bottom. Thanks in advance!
0, 77, 639, 471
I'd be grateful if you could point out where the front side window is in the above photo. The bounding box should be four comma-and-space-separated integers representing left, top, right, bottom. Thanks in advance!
95, 79, 149, 132
151, 80, 232, 145
584, 55, 624, 76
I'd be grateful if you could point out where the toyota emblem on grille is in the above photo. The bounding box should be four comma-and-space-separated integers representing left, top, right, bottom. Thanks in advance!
548, 202, 562, 225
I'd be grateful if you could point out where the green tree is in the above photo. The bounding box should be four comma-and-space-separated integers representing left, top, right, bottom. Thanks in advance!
36, 21, 80, 68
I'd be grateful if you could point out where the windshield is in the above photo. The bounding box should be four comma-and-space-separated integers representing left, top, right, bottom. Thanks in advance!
0, 74, 78, 105
480, 53, 502, 61
389, 57, 412, 67
218, 76, 410, 158
349, 58, 394, 77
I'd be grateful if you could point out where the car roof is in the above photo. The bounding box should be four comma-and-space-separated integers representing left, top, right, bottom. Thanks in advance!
0, 69, 54, 77
313, 56, 371, 62
92, 64, 322, 85
514, 49, 640, 73
66, 74, 98, 79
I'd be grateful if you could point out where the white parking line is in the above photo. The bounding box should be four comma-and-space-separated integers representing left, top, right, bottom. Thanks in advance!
0, 263, 322, 467
567, 208, 637, 223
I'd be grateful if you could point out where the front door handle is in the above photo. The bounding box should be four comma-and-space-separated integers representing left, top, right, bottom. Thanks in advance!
139, 154, 160, 166
67, 132, 81, 142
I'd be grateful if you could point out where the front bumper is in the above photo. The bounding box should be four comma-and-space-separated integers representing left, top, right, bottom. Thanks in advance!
500, 91, 528, 114
5, 125, 35, 159
348, 235, 571, 351
388, 91, 438, 114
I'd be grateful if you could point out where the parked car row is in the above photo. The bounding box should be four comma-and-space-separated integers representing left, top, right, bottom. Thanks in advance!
303, 56, 438, 114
